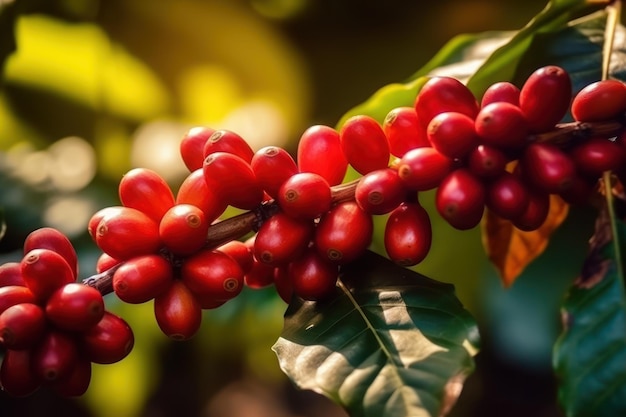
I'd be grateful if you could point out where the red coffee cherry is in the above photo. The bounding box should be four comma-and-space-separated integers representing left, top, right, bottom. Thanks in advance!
466, 145, 508, 179
95, 207, 161, 261
45, 283, 105, 332
82, 311, 134, 364
558, 174, 597, 206
384, 202, 432, 266
397, 147, 454, 191
118, 168, 176, 223
511, 190, 551, 231
179, 126, 215, 172
297, 125, 348, 186
339, 115, 390, 175
216, 240, 254, 275
0, 285, 36, 315
383, 106, 430, 157
426, 111, 478, 159
251, 146, 299, 199
113, 254, 174, 304
355, 168, 407, 215
181, 249, 244, 305
475, 102, 529, 149
159, 204, 209, 256
571, 79, 626, 122
289, 248, 339, 301
315, 201, 373, 264
202, 129, 254, 163
0, 263, 26, 288
0, 349, 40, 397
52, 355, 91, 397
519, 65, 572, 132
273, 266, 293, 304
32, 330, 78, 383
436, 169, 486, 230
521, 143, 576, 194
21, 248, 75, 302
176, 169, 227, 224
486, 172, 530, 220
253, 213, 314, 266
88, 206, 124, 241
0, 303, 46, 349
23, 228, 78, 280
95, 253, 120, 274
569, 137, 626, 177
278, 172, 332, 220
481, 81, 520, 107
414, 76, 479, 128
244, 255, 276, 289
154, 280, 202, 341
203, 152, 264, 210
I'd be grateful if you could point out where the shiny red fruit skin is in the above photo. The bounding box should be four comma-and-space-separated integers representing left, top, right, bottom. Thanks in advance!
571, 79, 626, 122
570, 137, 626, 177
315, 202, 373, 264
397, 147, 454, 191
176, 169, 227, 224
45, 283, 105, 332
0, 262, 26, 287
511, 190, 551, 231
383, 106, 430, 157
0, 285, 36, 315
339, 115, 390, 175
179, 126, 215, 172
52, 355, 91, 397
251, 146, 299, 198
253, 213, 314, 266
82, 311, 134, 364
23, 227, 78, 279
436, 169, 486, 230
216, 240, 254, 274
113, 254, 173, 304
88, 206, 124, 241
273, 266, 293, 303
181, 249, 244, 304
0, 349, 40, 397
480, 81, 520, 107
154, 280, 202, 341
427, 111, 478, 159
475, 102, 529, 149
414, 76, 479, 128
0, 303, 46, 349
21, 248, 75, 302
278, 172, 332, 220
384, 202, 432, 266
96, 252, 120, 274
519, 65, 572, 132
159, 204, 209, 256
202, 129, 254, 163
486, 172, 530, 220
32, 330, 78, 383
118, 168, 176, 223
203, 152, 264, 210
355, 168, 407, 215
466, 145, 508, 179
297, 125, 348, 186
95, 207, 161, 261
521, 143, 576, 194
289, 249, 339, 301
244, 255, 276, 289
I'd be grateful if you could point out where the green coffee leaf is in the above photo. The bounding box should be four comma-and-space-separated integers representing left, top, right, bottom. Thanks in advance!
553, 204, 626, 416
272, 251, 479, 417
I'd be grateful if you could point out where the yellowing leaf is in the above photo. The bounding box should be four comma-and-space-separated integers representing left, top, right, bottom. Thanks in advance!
482, 194, 570, 287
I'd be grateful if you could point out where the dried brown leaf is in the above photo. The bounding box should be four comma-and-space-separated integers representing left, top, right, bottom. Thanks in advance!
482, 194, 570, 287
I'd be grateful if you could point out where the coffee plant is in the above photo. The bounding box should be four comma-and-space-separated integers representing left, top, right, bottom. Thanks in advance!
1, 0, 626, 416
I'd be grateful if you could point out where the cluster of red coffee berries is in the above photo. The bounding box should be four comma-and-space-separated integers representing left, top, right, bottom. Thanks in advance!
0, 228, 133, 397
2, 65, 626, 399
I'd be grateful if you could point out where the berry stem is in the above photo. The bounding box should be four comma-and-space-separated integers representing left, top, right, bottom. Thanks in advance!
533, 119, 624, 147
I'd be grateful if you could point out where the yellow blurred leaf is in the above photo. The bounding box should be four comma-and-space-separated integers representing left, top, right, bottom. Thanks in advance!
482, 194, 570, 287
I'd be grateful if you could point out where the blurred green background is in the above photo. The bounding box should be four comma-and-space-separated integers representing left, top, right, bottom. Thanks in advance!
0, 0, 601, 416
